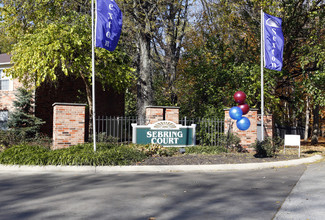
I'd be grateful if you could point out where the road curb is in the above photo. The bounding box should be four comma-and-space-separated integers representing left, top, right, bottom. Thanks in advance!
0, 155, 322, 173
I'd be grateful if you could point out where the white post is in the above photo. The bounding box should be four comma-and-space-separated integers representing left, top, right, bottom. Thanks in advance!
92, 0, 97, 151
261, 9, 264, 141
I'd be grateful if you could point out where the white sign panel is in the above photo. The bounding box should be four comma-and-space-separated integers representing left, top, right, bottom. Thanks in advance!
284, 135, 300, 146
284, 135, 300, 157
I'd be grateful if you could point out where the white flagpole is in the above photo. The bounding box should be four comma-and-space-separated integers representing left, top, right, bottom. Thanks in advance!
91, 0, 97, 151
261, 9, 264, 141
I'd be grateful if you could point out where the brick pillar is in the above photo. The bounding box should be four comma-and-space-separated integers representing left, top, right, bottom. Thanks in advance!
146, 107, 164, 125
145, 106, 180, 124
52, 103, 86, 150
258, 114, 274, 139
224, 108, 258, 151
165, 108, 179, 124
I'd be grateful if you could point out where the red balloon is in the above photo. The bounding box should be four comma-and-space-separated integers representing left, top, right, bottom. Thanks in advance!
238, 103, 250, 115
234, 91, 246, 104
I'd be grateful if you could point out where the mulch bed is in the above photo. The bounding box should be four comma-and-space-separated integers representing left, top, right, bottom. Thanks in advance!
136, 153, 303, 166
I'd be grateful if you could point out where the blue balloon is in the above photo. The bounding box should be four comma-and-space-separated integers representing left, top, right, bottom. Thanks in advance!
229, 107, 243, 120
237, 117, 251, 131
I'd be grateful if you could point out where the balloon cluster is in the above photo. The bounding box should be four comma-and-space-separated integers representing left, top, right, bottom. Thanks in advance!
229, 91, 251, 131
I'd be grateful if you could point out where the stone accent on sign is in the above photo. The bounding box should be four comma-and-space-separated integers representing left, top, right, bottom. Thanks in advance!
52, 103, 86, 150
146, 106, 179, 125
224, 108, 273, 151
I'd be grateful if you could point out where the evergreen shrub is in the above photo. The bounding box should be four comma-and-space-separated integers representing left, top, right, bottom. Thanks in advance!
7, 88, 44, 141
252, 137, 283, 157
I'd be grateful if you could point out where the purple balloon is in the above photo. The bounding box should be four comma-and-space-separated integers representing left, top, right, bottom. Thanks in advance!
238, 103, 250, 115
234, 91, 246, 104
229, 106, 243, 120
237, 117, 250, 131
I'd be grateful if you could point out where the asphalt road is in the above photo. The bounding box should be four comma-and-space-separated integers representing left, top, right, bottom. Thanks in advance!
0, 165, 307, 220
274, 161, 325, 219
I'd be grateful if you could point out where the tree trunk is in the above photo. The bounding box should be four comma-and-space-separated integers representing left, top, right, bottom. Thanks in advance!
304, 96, 310, 141
311, 104, 320, 145
80, 73, 93, 140
165, 1, 188, 105
169, 64, 178, 105
136, 31, 153, 124
166, 50, 178, 105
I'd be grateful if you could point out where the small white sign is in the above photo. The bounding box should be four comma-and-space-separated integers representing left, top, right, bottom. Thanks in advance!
284, 135, 301, 157
284, 135, 300, 146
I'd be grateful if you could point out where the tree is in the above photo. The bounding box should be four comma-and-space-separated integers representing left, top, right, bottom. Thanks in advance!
152, 0, 190, 105
298, 1, 325, 143
121, 0, 191, 120
7, 87, 44, 139
176, 0, 269, 118
177, 0, 325, 132
1, 0, 135, 127
0, 31, 12, 54
121, 0, 159, 121
275, 0, 325, 131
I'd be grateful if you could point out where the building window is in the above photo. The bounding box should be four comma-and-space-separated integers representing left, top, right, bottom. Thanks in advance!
0, 69, 12, 91
0, 110, 8, 130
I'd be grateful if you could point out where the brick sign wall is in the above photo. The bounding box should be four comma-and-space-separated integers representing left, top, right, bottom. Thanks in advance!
146, 106, 179, 124
132, 106, 196, 147
52, 103, 86, 150
224, 108, 273, 151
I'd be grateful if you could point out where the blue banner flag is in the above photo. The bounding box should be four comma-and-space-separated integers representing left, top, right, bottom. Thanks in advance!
263, 12, 284, 71
96, 0, 122, 51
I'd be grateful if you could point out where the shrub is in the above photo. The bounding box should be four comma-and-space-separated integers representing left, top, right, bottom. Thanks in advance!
138, 144, 178, 157
219, 133, 242, 152
0, 143, 147, 166
0, 130, 52, 149
252, 137, 282, 157
0, 130, 23, 148
52, 144, 147, 166
99, 145, 147, 165
137, 144, 227, 156
185, 145, 227, 154
195, 120, 221, 146
0, 144, 49, 165
90, 133, 119, 143
27, 133, 52, 149
7, 88, 44, 141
